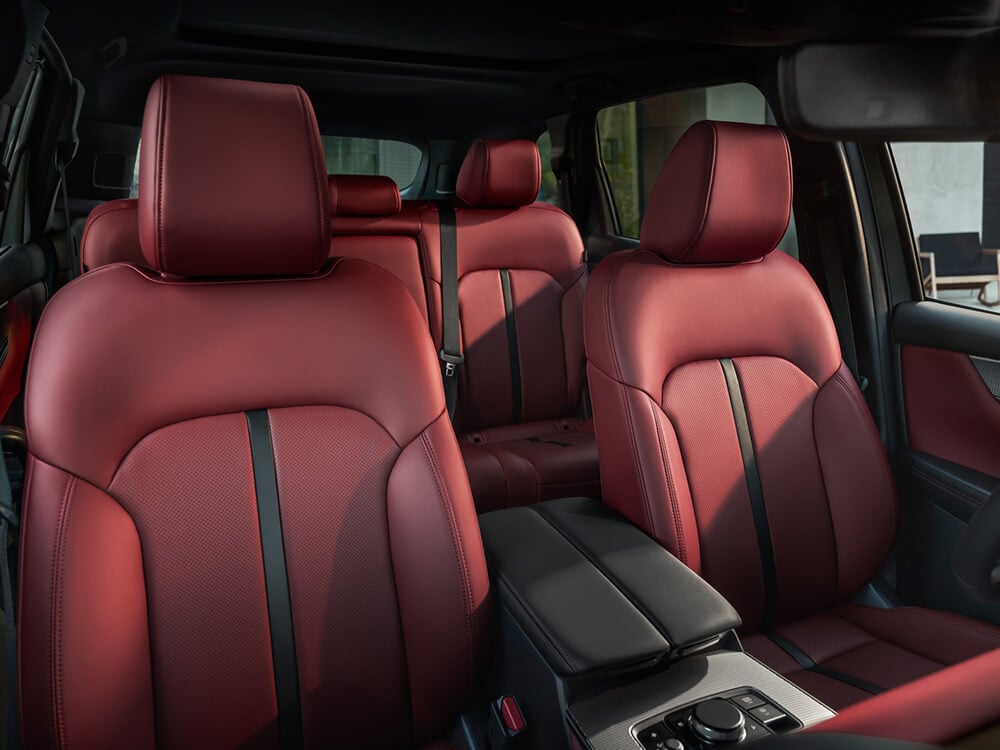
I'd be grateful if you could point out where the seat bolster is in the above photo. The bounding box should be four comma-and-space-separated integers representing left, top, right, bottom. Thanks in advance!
387, 412, 493, 740
587, 363, 701, 572
803, 647, 1000, 746
815, 363, 898, 597
19, 456, 155, 750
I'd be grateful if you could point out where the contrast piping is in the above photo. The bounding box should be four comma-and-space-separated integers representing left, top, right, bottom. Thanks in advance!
500, 269, 522, 424
246, 409, 304, 749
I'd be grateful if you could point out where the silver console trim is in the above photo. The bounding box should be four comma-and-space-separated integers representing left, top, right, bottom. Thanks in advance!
568, 651, 835, 750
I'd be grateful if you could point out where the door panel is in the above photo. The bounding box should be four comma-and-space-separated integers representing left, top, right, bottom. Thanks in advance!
893, 299, 1000, 621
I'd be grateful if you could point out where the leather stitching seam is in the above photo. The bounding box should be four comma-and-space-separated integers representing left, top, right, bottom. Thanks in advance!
647, 395, 686, 565
50, 475, 76, 750
419, 431, 476, 665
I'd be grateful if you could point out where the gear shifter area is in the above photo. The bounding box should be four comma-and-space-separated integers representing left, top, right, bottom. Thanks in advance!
634, 690, 800, 748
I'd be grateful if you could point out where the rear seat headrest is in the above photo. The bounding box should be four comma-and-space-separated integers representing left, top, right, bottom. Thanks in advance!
456, 139, 541, 209
80, 199, 144, 272
640, 120, 792, 266
137, 74, 330, 277
328, 175, 402, 218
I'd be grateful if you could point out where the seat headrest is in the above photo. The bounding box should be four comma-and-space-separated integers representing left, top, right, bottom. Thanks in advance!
80, 199, 144, 272
456, 139, 541, 209
138, 74, 330, 277
640, 120, 792, 265
328, 175, 402, 217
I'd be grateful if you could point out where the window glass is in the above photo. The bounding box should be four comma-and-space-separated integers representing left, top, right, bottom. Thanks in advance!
596, 82, 797, 256
322, 136, 422, 188
536, 131, 559, 205
892, 142, 1000, 310
130, 136, 425, 196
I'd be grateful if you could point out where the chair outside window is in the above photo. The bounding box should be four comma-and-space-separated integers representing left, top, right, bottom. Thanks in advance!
918, 232, 1000, 306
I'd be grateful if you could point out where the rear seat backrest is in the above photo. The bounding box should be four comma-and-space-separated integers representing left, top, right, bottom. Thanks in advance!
423, 139, 588, 432
328, 175, 436, 327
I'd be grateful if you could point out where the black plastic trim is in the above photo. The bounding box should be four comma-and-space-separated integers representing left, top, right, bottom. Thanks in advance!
246, 409, 304, 750
893, 300, 1000, 360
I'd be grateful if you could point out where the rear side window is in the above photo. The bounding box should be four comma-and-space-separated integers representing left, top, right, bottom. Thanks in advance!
892, 142, 1000, 312
321, 136, 423, 189
536, 131, 558, 205
596, 82, 797, 256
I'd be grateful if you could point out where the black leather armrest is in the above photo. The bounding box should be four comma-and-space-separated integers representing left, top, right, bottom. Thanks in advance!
479, 497, 741, 676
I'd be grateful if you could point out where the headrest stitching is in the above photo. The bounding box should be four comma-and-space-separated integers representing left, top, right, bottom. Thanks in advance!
155, 77, 169, 271
294, 86, 326, 260
677, 121, 719, 263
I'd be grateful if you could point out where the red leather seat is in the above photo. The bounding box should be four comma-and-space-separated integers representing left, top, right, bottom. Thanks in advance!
425, 140, 599, 512
584, 120, 1000, 711
79, 198, 144, 272
328, 175, 435, 325
18, 74, 492, 749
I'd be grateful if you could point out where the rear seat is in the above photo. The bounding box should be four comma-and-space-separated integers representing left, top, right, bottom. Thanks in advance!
420, 139, 600, 511
79, 147, 600, 512
327, 175, 434, 325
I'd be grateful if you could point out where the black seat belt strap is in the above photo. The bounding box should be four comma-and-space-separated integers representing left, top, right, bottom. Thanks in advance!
437, 202, 463, 420
0, 442, 19, 750
817, 220, 867, 391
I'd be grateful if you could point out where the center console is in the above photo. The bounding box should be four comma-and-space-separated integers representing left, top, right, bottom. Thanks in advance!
478, 497, 836, 750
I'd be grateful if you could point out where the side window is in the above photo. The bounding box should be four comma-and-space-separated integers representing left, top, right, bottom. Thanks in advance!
536, 131, 558, 205
322, 136, 423, 188
892, 142, 1000, 311
596, 82, 798, 256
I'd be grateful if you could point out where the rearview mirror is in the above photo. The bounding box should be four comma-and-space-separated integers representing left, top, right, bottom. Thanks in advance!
779, 38, 1000, 141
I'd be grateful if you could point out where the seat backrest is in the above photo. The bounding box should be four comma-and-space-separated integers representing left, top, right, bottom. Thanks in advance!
421, 139, 587, 433
584, 120, 897, 631
19, 74, 491, 750
79, 198, 144, 272
328, 175, 436, 327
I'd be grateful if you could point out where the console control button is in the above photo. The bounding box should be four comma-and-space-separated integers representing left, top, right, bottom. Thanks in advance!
749, 704, 787, 725
690, 698, 746, 743
743, 718, 772, 740
664, 740, 685, 750
636, 723, 671, 750
666, 712, 690, 735
731, 693, 766, 710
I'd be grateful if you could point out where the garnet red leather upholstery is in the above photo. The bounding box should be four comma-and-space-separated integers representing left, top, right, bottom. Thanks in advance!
640, 120, 792, 265
901, 344, 1000, 477
18, 74, 492, 750
456, 139, 541, 209
421, 140, 599, 511
585, 120, 1000, 710
137, 75, 329, 277
803, 646, 1000, 745
79, 199, 144, 272
329, 174, 402, 218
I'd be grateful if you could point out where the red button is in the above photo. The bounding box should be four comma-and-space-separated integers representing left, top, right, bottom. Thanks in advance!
500, 696, 526, 733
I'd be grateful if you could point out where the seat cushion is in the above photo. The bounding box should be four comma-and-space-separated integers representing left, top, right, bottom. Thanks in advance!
460, 418, 600, 513
742, 603, 1000, 711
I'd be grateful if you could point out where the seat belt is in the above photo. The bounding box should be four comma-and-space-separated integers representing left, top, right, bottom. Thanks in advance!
0, 444, 19, 750
437, 202, 463, 420
817, 218, 868, 392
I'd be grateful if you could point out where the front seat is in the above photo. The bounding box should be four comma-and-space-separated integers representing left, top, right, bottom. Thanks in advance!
584, 120, 1000, 711
17, 74, 491, 749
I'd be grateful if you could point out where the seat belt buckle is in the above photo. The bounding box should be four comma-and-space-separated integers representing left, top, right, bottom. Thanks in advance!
489, 695, 526, 750
439, 350, 464, 378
